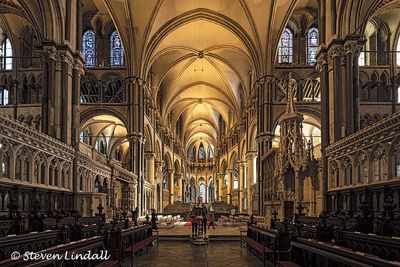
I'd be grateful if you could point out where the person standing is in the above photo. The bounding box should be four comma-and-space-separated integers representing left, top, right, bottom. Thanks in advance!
151, 209, 158, 229
208, 211, 216, 230
190, 207, 198, 238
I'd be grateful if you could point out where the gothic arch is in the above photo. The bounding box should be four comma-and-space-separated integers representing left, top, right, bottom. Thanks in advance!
163, 152, 173, 170
144, 124, 153, 152
80, 107, 128, 127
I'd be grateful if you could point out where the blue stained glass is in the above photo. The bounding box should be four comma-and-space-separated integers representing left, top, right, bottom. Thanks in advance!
278, 28, 293, 64
307, 28, 319, 65
198, 143, 205, 160
110, 31, 124, 66
82, 30, 95, 67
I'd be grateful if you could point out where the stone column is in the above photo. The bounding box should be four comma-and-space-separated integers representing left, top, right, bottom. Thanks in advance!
246, 152, 256, 214
126, 76, 145, 215
40, 45, 57, 136
177, 173, 183, 201
226, 169, 233, 204
168, 169, 174, 204
47, 48, 57, 137
155, 160, 164, 211
76, 0, 83, 50
218, 173, 224, 201
71, 56, 84, 148
353, 43, 362, 130
40, 52, 49, 134
256, 75, 274, 216
316, 50, 329, 211
145, 152, 155, 185
60, 51, 74, 144
53, 56, 62, 139
238, 161, 246, 212
328, 44, 343, 142
344, 39, 359, 135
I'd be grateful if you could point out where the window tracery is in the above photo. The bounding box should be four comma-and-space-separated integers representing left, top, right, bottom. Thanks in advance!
82, 30, 95, 67
1, 37, 13, 70
307, 28, 318, 65
278, 28, 293, 64
198, 143, 205, 161
110, 31, 124, 66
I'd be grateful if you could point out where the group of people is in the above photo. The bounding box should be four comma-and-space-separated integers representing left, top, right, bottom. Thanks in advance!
190, 198, 216, 238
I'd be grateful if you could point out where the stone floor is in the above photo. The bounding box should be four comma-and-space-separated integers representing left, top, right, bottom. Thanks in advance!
128, 241, 264, 267
158, 224, 245, 236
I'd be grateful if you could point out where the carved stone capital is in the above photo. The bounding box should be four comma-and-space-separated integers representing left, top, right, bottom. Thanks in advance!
124, 76, 146, 87
239, 161, 248, 168
245, 151, 258, 160
315, 51, 328, 73
60, 51, 74, 66
73, 59, 85, 76
127, 132, 145, 144
44, 46, 58, 61
145, 152, 156, 159
256, 132, 274, 143
328, 45, 342, 69
344, 40, 358, 55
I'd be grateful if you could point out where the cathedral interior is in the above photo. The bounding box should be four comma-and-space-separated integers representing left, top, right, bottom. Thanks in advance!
0, 0, 400, 266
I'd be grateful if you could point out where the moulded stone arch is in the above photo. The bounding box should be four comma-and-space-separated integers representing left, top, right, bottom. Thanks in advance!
80, 107, 128, 128
163, 152, 173, 170
144, 124, 153, 152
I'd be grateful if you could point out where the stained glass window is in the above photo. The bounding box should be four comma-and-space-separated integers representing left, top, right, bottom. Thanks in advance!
1, 37, 13, 70
278, 28, 293, 64
110, 31, 124, 66
82, 30, 95, 67
198, 142, 205, 161
307, 28, 319, 65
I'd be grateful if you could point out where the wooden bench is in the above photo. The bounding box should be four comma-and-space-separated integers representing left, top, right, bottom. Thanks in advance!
124, 229, 159, 256
277, 238, 400, 267
0, 236, 105, 267
240, 228, 276, 266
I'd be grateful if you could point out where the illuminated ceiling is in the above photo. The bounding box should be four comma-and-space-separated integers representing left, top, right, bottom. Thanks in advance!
86, 0, 317, 152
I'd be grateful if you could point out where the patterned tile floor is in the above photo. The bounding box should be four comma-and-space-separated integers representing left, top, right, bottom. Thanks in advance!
126, 241, 264, 267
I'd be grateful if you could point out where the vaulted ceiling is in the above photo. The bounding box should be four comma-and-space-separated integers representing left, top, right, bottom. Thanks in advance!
85, 0, 321, 154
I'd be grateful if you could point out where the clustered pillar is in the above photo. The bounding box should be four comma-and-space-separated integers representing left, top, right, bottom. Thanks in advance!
168, 169, 175, 204
127, 77, 145, 215
256, 76, 274, 216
